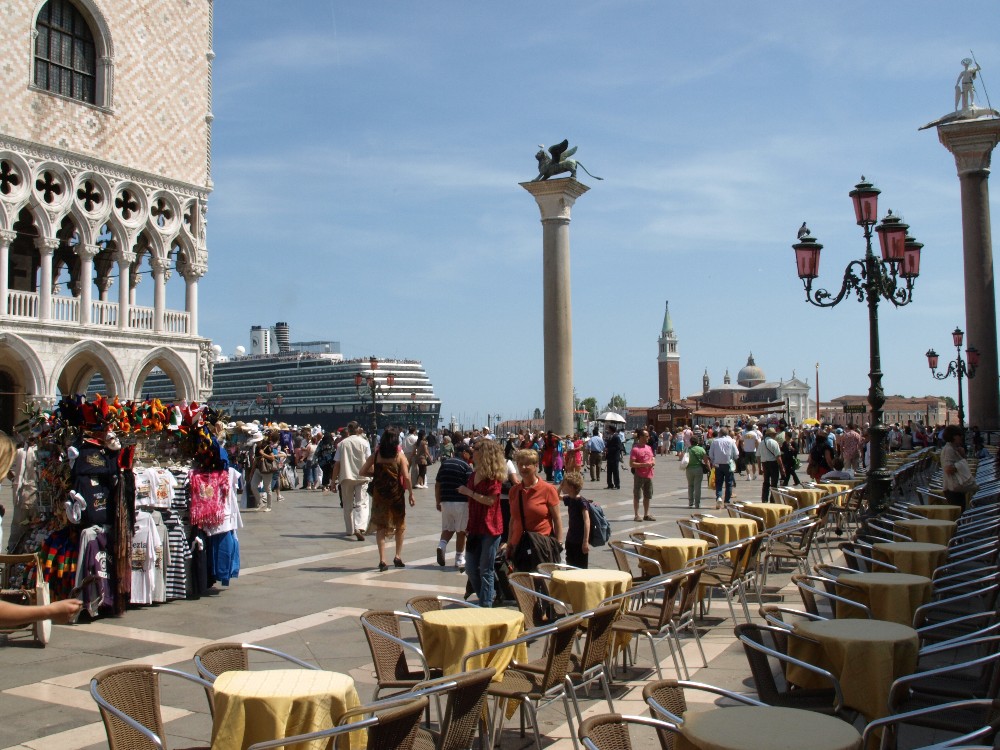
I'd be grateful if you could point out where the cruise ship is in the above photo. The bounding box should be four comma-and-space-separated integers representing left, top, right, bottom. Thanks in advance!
143, 322, 442, 432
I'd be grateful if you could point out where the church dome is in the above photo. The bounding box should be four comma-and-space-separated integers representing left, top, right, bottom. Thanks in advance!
737, 353, 766, 387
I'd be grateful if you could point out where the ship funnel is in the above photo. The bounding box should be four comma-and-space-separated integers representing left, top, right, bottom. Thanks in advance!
275, 322, 290, 353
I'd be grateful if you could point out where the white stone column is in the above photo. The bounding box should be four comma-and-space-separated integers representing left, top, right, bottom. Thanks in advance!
116, 250, 135, 330
184, 263, 206, 336
0, 229, 15, 319
76, 244, 100, 325
151, 256, 167, 333
35, 238, 59, 322
938, 117, 1000, 430
520, 178, 590, 436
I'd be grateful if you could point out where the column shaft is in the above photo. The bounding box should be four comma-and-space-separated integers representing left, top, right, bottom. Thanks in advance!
0, 230, 14, 319
118, 258, 130, 330
185, 275, 199, 335
959, 170, 999, 429
542, 217, 573, 436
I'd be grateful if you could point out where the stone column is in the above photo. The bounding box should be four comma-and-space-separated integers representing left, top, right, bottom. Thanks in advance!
0, 229, 15, 318
184, 262, 206, 336
116, 250, 135, 330
150, 257, 167, 333
938, 117, 1000, 430
35, 238, 59, 322
76, 244, 100, 325
520, 178, 590, 436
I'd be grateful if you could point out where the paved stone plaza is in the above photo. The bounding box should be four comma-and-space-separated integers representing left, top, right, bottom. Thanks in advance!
0, 459, 945, 749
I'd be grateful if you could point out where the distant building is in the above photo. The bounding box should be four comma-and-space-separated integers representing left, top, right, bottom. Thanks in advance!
693, 354, 811, 425
820, 395, 955, 427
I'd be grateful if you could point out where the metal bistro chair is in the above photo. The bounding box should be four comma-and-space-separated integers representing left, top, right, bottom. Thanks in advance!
578, 713, 682, 750
90, 664, 214, 750
642, 678, 767, 750
360, 610, 439, 700
246, 693, 431, 750
861, 699, 1000, 750
405, 595, 478, 617
509, 571, 572, 628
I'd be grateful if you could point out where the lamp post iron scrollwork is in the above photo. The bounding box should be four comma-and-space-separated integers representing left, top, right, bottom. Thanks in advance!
926, 327, 979, 432
255, 382, 284, 424
792, 177, 924, 515
354, 357, 394, 446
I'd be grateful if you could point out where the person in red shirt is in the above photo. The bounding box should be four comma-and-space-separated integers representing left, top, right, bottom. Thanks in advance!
629, 428, 657, 522
507, 449, 563, 560
458, 440, 506, 606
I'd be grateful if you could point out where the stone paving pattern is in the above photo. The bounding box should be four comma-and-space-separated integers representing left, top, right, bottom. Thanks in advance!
0, 457, 948, 749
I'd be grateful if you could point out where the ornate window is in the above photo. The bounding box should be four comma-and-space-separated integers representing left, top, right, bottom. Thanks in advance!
34, 0, 97, 104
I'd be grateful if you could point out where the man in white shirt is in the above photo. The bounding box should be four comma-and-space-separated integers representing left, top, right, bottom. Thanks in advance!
708, 427, 738, 507
402, 425, 419, 488
758, 428, 786, 502
740, 425, 762, 480
332, 422, 372, 541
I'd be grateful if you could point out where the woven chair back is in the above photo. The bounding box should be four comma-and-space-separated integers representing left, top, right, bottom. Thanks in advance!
361, 610, 410, 681
92, 665, 166, 750
368, 695, 429, 750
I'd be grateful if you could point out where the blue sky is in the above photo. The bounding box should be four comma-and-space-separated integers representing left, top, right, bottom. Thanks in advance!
198, 1, 1000, 427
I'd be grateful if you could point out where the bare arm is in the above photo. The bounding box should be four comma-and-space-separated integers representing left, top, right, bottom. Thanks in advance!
582, 504, 591, 554
549, 501, 563, 543
0, 598, 81, 628
359, 455, 374, 477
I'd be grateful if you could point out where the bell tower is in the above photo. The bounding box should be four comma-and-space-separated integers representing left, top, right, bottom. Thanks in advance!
657, 301, 680, 403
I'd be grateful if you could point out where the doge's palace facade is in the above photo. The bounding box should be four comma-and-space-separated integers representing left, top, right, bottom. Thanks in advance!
0, 0, 214, 430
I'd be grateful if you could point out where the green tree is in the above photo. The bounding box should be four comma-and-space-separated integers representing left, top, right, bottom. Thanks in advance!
579, 397, 598, 418
605, 393, 627, 412
943, 396, 957, 410
533, 407, 542, 420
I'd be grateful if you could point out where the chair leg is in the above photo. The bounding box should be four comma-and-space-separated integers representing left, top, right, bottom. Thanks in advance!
644, 632, 665, 679
562, 692, 580, 750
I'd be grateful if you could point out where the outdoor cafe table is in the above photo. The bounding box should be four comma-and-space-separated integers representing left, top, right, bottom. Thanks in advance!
834, 571, 933, 626
740, 502, 794, 529
420, 607, 527, 680
212, 668, 363, 750
638, 538, 709, 578
895, 518, 957, 546
815, 482, 853, 495
771, 486, 825, 509
698, 517, 756, 562
787, 618, 919, 721
872, 542, 948, 578
676, 705, 861, 750
548, 568, 631, 613
907, 504, 962, 522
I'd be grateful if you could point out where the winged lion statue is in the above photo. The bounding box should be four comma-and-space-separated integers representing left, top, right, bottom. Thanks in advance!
532, 140, 603, 182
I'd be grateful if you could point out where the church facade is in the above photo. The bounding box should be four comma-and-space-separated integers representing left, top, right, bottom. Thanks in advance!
0, 0, 214, 430
695, 354, 812, 425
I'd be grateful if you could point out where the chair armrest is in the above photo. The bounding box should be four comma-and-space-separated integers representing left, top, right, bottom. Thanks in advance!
677, 680, 768, 707
89, 680, 166, 750
243, 644, 320, 672
247, 716, 379, 750
508, 579, 571, 613
759, 605, 827, 629
460, 623, 562, 670
888, 656, 999, 712
616, 545, 665, 573
738, 635, 845, 711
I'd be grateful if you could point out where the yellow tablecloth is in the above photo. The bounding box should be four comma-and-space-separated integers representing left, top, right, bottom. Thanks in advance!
212, 669, 363, 750
895, 518, 956, 545
699, 517, 756, 561
787, 619, 919, 721
676, 705, 861, 750
740, 503, 794, 529
815, 482, 853, 496
907, 504, 962, 522
771, 486, 825, 509
872, 542, 948, 578
548, 568, 631, 613
639, 538, 709, 577
420, 608, 527, 680
835, 572, 932, 626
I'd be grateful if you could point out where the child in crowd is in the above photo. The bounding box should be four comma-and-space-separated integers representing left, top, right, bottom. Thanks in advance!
820, 457, 854, 481
560, 472, 590, 569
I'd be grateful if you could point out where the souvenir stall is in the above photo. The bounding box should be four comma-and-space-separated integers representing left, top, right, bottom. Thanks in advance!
4, 396, 243, 620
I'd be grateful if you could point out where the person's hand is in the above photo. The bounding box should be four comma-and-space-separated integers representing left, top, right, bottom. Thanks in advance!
408, 493, 416, 506
582, 542, 590, 554
435, 502, 442, 512
457, 486, 473, 497
49, 598, 83, 624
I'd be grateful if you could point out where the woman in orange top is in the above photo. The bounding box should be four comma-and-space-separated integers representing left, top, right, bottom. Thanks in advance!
507, 449, 562, 568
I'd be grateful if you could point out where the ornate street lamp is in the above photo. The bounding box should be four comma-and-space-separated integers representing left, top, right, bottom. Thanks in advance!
355, 364, 394, 445
792, 176, 923, 514
926, 327, 978, 431
255, 382, 283, 423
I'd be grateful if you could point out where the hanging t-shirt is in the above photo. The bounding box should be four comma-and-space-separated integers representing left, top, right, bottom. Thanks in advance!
201, 467, 244, 536
133, 469, 153, 507
145, 468, 179, 509
190, 471, 228, 528
130, 511, 161, 605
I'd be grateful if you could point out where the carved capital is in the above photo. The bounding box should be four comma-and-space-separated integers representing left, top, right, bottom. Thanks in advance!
75, 243, 102, 261
937, 118, 1000, 176
149, 256, 170, 276
0, 229, 16, 247
185, 261, 208, 280
35, 237, 61, 255
114, 249, 136, 266
520, 178, 590, 222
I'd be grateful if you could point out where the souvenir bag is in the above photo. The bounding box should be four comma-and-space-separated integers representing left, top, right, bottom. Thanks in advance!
257, 450, 279, 474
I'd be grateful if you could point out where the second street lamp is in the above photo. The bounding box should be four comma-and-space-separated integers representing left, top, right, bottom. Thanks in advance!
792, 176, 923, 515
926, 326, 979, 432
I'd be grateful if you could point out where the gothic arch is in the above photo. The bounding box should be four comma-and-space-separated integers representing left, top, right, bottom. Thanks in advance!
0, 332, 47, 396
131, 347, 194, 402
52, 339, 125, 397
